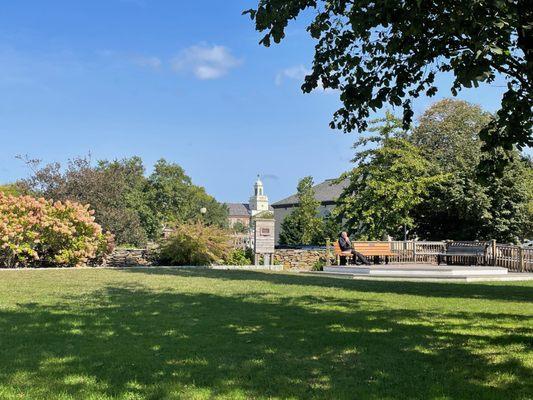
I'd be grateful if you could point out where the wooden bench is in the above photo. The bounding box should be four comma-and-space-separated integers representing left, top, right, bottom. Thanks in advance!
333, 241, 353, 265
353, 242, 395, 264
334, 241, 395, 265
437, 242, 487, 265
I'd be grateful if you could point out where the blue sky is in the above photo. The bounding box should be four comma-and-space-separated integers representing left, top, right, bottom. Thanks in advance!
0, 0, 515, 203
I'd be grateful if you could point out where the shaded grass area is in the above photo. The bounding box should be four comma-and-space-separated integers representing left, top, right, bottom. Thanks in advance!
0, 268, 531, 399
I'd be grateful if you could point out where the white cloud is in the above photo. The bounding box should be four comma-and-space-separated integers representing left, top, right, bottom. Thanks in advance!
275, 65, 310, 86
275, 64, 337, 94
131, 56, 162, 69
171, 44, 242, 80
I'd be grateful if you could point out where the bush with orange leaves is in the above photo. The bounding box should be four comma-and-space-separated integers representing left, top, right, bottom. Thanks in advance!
0, 193, 114, 268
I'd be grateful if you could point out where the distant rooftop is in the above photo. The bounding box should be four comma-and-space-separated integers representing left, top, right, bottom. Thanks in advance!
272, 178, 349, 207
226, 203, 251, 217
226, 203, 273, 217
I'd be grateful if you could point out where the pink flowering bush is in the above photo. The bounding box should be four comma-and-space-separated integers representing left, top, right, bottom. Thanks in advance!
0, 193, 114, 268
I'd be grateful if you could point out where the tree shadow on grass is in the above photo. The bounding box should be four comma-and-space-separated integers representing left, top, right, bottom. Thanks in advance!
121, 268, 533, 303
0, 284, 531, 399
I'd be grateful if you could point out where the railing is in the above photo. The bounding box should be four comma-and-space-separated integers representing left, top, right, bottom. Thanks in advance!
231, 233, 251, 250
325, 239, 533, 272
389, 241, 446, 264
488, 243, 533, 272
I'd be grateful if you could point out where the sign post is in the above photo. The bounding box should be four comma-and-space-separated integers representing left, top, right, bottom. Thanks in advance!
253, 217, 275, 266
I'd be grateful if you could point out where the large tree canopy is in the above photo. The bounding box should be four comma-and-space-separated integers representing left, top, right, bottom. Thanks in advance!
336, 114, 446, 240
335, 99, 532, 242
408, 99, 532, 242
410, 99, 492, 172
245, 0, 532, 151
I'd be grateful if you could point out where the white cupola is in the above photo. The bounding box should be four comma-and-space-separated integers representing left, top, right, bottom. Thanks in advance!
249, 175, 269, 216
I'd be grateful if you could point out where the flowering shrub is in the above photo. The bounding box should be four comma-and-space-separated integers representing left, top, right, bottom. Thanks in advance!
0, 193, 114, 268
158, 222, 231, 266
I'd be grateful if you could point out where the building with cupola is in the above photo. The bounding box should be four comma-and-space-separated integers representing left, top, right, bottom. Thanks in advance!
225, 176, 273, 230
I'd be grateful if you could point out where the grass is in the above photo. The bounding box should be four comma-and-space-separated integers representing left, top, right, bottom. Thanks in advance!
0, 268, 532, 400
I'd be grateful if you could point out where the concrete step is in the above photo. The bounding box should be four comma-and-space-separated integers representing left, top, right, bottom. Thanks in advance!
304, 271, 533, 282
323, 265, 509, 276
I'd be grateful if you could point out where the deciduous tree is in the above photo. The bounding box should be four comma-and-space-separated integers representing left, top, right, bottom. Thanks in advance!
17, 156, 228, 246
337, 115, 446, 239
18, 156, 149, 246
279, 176, 325, 245
409, 99, 532, 242
245, 0, 532, 152
146, 159, 229, 230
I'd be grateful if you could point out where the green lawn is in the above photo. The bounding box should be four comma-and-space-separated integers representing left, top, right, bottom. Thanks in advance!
0, 269, 532, 400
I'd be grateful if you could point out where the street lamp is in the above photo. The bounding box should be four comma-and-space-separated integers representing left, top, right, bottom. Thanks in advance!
199, 207, 207, 224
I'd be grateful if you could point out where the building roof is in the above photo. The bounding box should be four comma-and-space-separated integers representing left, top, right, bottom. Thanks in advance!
272, 178, 349, 208
226, 202, 274, 217
226, 203, 251, 217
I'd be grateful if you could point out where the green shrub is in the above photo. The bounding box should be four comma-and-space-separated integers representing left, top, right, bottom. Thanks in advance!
311, 259, 325, 271
0, 193, 114, 268
158, 222, 231, 266
226, 248, 253, 265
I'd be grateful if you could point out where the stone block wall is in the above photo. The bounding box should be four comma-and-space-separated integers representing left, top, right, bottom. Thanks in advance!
274, 248, 328, 270
104, 248, 154, 268
104, 247, 329, 270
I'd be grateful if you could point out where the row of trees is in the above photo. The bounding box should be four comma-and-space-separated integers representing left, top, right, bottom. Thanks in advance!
279, 100, 532, 245
6, 157, 228, 247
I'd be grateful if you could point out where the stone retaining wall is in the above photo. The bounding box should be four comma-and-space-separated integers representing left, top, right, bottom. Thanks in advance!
274, 248, 328, 270
105, 247, 328, 270
105, 248, 154, 268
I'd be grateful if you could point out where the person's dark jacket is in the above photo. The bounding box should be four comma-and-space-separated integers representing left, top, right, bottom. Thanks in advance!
338, 236, 352, 251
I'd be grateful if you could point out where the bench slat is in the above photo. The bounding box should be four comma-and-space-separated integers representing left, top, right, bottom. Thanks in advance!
333, 241, 395, 256
354, 242, 393, 256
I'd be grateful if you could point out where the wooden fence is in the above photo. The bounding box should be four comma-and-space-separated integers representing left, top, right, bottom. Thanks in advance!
487, 242, 533, 272
388, 241, 446, 264
328, 240, 533, 272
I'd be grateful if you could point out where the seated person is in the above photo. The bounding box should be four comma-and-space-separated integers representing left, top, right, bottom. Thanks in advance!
338, 231, 372, 265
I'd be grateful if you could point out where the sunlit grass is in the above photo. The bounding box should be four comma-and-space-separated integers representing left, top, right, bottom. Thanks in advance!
0, 268, 531, 399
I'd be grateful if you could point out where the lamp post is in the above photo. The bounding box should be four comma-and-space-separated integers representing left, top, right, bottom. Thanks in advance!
199, 207, 207, 223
